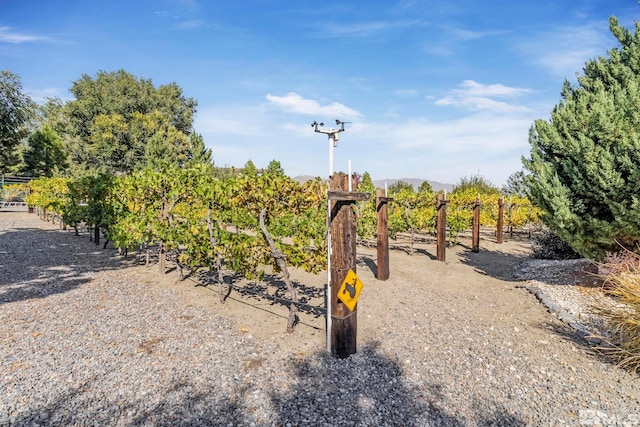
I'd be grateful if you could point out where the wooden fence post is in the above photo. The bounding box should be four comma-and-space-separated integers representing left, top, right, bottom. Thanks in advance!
472, 198, 480, 253
329, 174, 370, 358
376, 189, 392, 281
497, 198, 504, 244
508, 199, 514, 237
436, 193, 447, 262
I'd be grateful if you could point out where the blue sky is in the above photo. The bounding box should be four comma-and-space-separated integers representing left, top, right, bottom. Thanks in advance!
1, 1, 638, 185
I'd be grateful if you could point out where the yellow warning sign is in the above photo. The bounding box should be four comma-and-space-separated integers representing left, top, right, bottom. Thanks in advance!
337, 269, 364, 311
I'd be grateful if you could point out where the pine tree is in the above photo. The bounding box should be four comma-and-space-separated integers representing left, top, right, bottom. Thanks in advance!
266, 159, 284, 176
524, 17, 640, 259
21, 124, 68, 177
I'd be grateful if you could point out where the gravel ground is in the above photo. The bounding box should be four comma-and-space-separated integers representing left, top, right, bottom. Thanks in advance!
1, 210, 639, 426
514, 259, 621, 341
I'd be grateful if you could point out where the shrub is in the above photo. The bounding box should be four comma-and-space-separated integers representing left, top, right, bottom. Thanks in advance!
2, 183, 28, 201
595, 250, 640, 372
531, 229, 581, 260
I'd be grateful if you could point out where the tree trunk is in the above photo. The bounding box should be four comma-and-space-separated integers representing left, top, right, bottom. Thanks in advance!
259, 208, 298, 333
159, 241, 166, 273
207, 208, 226, 303
436, 194, 447, 262
497, 198, 504, 244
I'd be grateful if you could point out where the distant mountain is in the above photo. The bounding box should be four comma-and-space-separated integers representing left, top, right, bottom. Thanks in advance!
291, 175, 319, 184
291, 175, 454, 192
373, 178, 454, 193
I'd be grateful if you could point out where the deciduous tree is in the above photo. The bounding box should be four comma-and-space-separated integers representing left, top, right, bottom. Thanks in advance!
0, 70, 36, 171
63, 69, 197, 174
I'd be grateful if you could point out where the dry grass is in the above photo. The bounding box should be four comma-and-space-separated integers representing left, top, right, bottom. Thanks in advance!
593, 249, 640, 372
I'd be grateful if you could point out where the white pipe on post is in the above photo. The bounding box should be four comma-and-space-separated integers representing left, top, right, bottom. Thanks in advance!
326, 134, 334, 353
329, 136, 334, 178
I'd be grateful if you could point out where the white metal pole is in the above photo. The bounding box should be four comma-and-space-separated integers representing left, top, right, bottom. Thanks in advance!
326, 134, 334, 353
348, 160, 352, 191
329, 135, 334, 176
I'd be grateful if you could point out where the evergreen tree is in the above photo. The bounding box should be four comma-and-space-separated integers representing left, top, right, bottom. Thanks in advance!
388, 180, 414, 195
360, 172, 375, 191
417, 180, 433, 194
243, 160, 258, 176
502, 171, 528, 198
524, 17, 640, 259
184, 132, 213, 168
266, 159, 285, 176
21, 124, 68, 177
453, 173, 499, 195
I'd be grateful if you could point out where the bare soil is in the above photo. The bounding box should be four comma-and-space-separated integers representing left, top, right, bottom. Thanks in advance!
141, 229, 586, 356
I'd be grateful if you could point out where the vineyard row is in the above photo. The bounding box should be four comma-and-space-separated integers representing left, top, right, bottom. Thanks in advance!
18, 167, 542, 329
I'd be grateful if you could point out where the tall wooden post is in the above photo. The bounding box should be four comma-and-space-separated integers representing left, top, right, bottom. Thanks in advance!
376, 189, 392, 281
497, 198, 504, 244
329, 174, 370, 358
508, 199, 514, 237
436, 194, 447, 262
472, 198, 480, 253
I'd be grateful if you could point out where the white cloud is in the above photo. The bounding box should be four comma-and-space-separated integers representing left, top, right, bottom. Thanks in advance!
0, 27, 48, 43
435, 96, 531, 113
175, 19, 206, 29
317, 20, 422, 38
194, 104, 269, 138
422, 26, 507, 57
25, 87, 71, 104
393, 89, 419, 97
344, 111, 536, 185
193, 93, 545, 185
266, 92, 363, 120
435, 80, 532, 113
517, 21, 613, 78
443, 26, 507, 41
454, 80, 531, 98
171, 0, 198, 10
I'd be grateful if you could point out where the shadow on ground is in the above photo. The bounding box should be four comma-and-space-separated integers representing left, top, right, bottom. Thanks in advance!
459, 246, 529, 281
0, 226, 128, 306
195, 271, 327, 319
269, 344, 526, 426
8, 344, 527, 426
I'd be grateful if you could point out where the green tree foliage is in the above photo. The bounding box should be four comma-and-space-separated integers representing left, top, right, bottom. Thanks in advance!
417, 180, 433, 194
388, 180, 414, 194
184, 132, 213, 168
360, 172, 375, 191
63, 69, 197, 174
453, 173, 499, 195
242, 160, 258, 176
0, 70, 36, 171
21, 124, 68, 177
266, 159, 285, 176
502, 171, 528, 198
354, 171, 377, 240
524, 17, 640, 259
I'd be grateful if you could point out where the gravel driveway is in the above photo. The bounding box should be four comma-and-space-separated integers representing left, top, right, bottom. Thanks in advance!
1, 210, 638, 426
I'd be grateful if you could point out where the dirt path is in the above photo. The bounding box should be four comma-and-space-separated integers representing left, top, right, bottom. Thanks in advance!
2, 210, 639, 425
